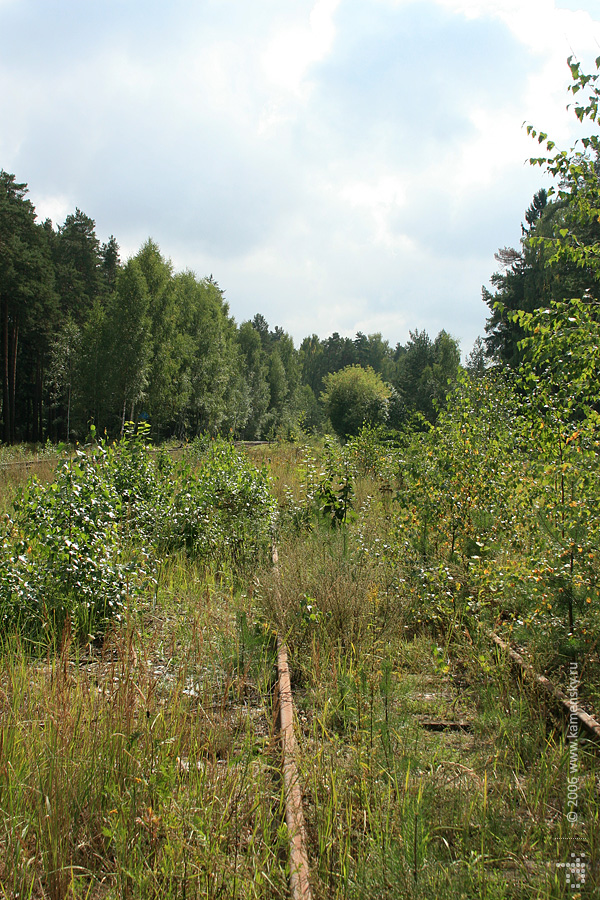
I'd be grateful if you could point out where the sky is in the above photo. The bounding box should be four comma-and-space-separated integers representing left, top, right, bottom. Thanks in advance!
1, 0, 600, 358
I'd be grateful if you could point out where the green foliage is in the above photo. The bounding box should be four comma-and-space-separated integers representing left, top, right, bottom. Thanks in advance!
168, 438, 276, 573
509, 301, 600, 632
468, 57, 600, 643
0, 430, 279, 644
527, 57, 600, 274
503, 57, 600, 633
322, 365, 391, 439
347, 424, 389, 477
391, 329, 461, 423
134, 239, 178, 435
237, 320, 270, 439
106, 421, 169, 543
54, 208, 104, 320
385, 349, 600, 646
389, 372, 539, 629
46, 315, 81, 442
106, 259, 152, 432
3, 445, 140, 644
486, 59, 600, 369
0, 170, 58, 443
512, 297, 600, 426
316, 438, 355, 528
174, 273, 246, 438
1, 164, 466, 444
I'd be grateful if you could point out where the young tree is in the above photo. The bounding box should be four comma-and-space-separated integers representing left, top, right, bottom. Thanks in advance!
465, 337, 487, 375
105, 259, 151, 433
75, 298, 110, 435
482, 186, 599, 366
134, 240, 178, 435
321, 364, 391, 439
47, 316, 81, 442
392, 329, 460, 423
516, 57, 600, 417
432, 329, 461, 406
506, 56, 600, 633
299, 334, 326, 396
263, 327, 300, 435
238, 321, 270, 439
175, 272, 242, 436
101, 235, 120, 293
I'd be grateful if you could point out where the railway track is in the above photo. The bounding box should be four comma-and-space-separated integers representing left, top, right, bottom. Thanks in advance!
486, 627, 600, 743
268, 603, 599, 897
268, 549, 599, 899
1, 558, 597, 896
272, 544, 313, 900
276, 635, 313, 900
2, 443, 597, 894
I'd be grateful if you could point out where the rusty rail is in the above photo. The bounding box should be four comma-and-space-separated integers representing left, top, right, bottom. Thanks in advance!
272, 545, 313, 900
277, 635, 313, 900
487, 629, 600, 742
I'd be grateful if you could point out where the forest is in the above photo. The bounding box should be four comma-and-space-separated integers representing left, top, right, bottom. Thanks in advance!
0, 169, 466, 445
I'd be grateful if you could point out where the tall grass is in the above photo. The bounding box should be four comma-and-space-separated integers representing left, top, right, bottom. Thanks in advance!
0, 560, 286, 899
288, 625, 598, 898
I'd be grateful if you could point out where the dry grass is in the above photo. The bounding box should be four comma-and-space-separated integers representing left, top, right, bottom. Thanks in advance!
0, 455, 58, 514
0, 563, 287, 899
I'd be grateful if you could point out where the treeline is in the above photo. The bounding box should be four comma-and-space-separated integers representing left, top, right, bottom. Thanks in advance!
0, 169, 462, 444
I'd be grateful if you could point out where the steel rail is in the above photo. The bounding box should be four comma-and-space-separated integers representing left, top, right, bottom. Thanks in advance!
486, 628, 600, 742
272, 546, 313, 900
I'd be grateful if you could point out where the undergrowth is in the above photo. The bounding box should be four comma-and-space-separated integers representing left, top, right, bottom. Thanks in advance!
0, 413, 598, 897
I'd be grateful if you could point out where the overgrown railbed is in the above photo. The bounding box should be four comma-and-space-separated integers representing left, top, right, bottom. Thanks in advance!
0, 569, 286, 899
0, 408, 599, 897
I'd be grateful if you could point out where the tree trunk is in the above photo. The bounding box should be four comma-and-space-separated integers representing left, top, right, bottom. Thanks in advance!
32, 354, 41, 443
37, 356, 44, 442
9, 318, 18, 443
2, 298, 11, 443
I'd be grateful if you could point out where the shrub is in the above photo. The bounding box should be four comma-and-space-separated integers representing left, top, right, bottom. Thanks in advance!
0, 432, 276, 645
167, 438, 277, 573
2, 446, 145, 644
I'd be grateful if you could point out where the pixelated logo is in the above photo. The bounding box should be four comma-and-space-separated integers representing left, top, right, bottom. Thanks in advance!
556, 852, 586, 890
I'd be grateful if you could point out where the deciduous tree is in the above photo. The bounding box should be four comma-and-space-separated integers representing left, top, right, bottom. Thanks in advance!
321, 365, 391, 439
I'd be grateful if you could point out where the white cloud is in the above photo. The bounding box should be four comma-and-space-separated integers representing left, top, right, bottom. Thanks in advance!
432, 1, 600, 94
339, 173, 410, 249
258, 0, 341, 134
2, 0, 600, 354
34, 194, 72, 227
261, 0, 341, 94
